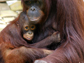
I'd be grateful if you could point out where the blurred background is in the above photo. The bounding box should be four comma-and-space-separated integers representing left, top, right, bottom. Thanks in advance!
0, 0, 22, 31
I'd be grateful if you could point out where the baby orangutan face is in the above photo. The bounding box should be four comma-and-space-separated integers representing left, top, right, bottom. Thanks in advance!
23, 24, 36, 41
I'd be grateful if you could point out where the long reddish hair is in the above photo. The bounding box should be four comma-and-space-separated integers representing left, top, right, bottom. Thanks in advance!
42, 0, 84, 62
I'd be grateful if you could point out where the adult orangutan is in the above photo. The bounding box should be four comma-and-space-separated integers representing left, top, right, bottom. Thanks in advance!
21, 0, 84, 63
0, 0, 84, 63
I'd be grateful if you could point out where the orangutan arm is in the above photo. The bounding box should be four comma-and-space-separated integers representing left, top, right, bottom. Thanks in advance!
31, 32, 60, 48
0, 42, 53, 63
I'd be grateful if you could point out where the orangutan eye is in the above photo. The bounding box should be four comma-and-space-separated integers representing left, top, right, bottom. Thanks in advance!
25, 1, 31, 5
31, 25, 36, 30
24, 26, 29, 31
36, 1, 41, 5
37, 1, 40, 4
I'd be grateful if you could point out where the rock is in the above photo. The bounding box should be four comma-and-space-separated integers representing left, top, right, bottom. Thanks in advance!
0, 3, 10, 11
0, 10, 18, 17
0, 10, 18, 23
0, 0, 6, 2
7, 1, 22, 11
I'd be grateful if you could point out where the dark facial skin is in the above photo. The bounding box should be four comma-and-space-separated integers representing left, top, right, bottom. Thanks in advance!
24, 0, 45, 23
19, 12, 36, 41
